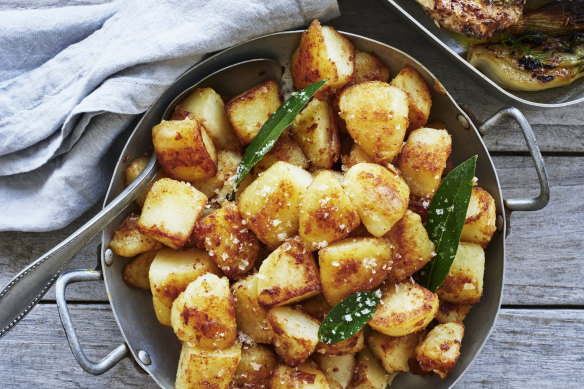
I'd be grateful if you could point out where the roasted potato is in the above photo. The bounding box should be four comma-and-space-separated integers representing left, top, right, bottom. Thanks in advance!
271, 361, 331, 389
437, 242, 485, 304
291, 19, 355, 99
256, 237, 321, 308
415, 321, 465, 379
317, 330, 365, 357
343, 163, 410, 237
268, 306, 320, 366
436, 300, 472, 324
351, 50, 390, 84
315, 353, 356, 388
341, 143, 374, 171
290, 98, 340, 169
191, 150, 241, 199
319, 237, 392, 306
390, 65, 432, 131
299, 170, 361, 251
175, 341, 241, 389
238, 161, 313, 248
461, 186, 497, 247
122, 249, 157, 290
124, 156, 166, 208
368, 281, 439, 337
231, 343, 278, 388
152, 118, 217, 181
338, 81, 409, 163
348, 348, 393, 389
137, 178, 207, 249
225, 79, 281, 145
149, 248, 220, 326
170, 87, 241, 151
396, 127, 452, 198
109, 213, 160, 257
170, 273, 236, 348
231, 273, 273, 344
385, 210, 435, 284
193, 201, 259, 280
367, 330, 423, 374
253, 130, 309, 174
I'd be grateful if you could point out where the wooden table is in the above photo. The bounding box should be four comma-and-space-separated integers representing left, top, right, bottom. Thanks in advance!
1, 0, 583, 387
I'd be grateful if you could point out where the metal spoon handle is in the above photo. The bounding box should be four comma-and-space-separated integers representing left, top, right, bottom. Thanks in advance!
0, 155, 157, 339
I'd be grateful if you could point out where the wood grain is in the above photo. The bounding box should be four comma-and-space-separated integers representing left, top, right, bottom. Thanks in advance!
0, 304, 581, 387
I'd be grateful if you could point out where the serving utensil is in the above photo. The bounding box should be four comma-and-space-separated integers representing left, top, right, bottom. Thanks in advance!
0, 58, 283, 341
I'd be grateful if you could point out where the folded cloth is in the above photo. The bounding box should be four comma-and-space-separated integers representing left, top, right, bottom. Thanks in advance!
0, 0, 339, 232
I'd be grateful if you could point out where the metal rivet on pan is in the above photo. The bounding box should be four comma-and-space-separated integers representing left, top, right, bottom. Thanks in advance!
457, 114, 470, 129
104, 249, 114, 266
496, 214, 504, 232
138, 349, 152, 365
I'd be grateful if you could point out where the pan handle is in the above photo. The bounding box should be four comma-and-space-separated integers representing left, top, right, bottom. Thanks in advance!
478, 107, 550, 212
56, 268, 128, 375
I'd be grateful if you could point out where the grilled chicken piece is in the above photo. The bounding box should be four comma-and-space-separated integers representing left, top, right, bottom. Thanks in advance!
415, 0, 525, 40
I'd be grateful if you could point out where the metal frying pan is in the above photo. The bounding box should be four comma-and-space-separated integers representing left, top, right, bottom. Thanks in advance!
55, 30, 550, 388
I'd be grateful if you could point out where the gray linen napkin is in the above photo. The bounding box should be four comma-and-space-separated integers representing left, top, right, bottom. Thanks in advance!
0, 0, 340, 232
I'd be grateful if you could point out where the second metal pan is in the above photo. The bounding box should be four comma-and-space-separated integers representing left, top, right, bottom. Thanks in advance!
385, 0, 584, 108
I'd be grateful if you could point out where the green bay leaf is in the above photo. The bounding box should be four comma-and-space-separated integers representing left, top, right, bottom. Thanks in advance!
417, 155, 477, 292
318, 289, 382, 344
234, 79, 327, 185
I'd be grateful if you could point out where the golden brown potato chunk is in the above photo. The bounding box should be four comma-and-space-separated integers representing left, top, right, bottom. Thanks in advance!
225, 79, 281, 145
170, 87, 241, 151
170, 273, 236, 349
338, 81, 408, 163
122, 250, 157, 290
319, 237, 392, 306
343, 163, 410, 237
191, 150, 241, 199
315, 353, 356, 388
341, 143, 374, 171
257, 237, 321, 309
390, 65, 432, 131
137, 178, 207, 249
369, 281, 439, 337
415, 321, 464, 379
231, 343, 278, 389
175, 341, 241, 389
148, 248, 220, 326
436, 300, 472, 324
193, 202, 259, 280
271, 361, 331, 389
396, 127, 452, 198
152, 118, 217, 181
238, 161, 313, 249
291, 19, 355, 99
299, 170, 361, 251
317, 330, 365, 357
231, 273, 273, 344
461, 186, 497, 247
291, 98, 340, 169
109, 213, 160, 257
124, 156, 166, 208
253, 130, 309, 174
367, 330, 423, 374
437, 242, 485, 304
268, 306, 320, 366
385, 210, 435, 284
348, 348, 393, 389
351, 50, 390, 84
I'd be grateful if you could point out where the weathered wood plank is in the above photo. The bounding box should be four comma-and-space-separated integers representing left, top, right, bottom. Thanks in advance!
0, 304, 581, 387
330, 2, 584, 154
495, 156, 584, 305
0, 156, 582, 305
